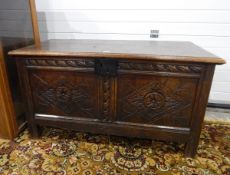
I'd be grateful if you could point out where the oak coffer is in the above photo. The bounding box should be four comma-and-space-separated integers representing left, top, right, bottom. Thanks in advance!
9, 39, 225, 157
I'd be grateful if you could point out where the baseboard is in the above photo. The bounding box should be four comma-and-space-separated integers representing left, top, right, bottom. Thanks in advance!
207, 102, 230, 109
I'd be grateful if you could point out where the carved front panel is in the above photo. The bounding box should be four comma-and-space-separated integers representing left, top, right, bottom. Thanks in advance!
117, 74, 198, 127
29, 69, 100, 120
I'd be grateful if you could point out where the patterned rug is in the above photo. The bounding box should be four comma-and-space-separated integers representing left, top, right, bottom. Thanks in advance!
0, 123, 229, 175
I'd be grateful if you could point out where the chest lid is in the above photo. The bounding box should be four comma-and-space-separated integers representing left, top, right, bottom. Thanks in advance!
8, 39, 225, 64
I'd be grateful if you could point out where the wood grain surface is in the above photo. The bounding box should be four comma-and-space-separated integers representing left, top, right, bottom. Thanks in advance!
9, 39, 225, 64
0, 41, 18, 139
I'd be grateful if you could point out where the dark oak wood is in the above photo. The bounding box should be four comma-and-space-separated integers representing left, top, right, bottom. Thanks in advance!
9, 39, 225, 64
9, 39, 225, 157
185, 65, 215, 156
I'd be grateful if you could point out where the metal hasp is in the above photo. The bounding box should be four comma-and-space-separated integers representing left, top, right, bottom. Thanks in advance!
95, 59, 118, 77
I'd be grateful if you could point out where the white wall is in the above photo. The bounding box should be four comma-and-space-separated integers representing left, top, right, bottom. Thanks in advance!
36, 0, 230, 104
3, 0, 230, 103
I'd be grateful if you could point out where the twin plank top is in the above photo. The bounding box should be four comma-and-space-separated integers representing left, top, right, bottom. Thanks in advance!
9, 39, 225, 64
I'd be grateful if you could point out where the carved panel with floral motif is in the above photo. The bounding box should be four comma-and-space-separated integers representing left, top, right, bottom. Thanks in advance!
117, 75, 198, 127
29, 70, 100, 119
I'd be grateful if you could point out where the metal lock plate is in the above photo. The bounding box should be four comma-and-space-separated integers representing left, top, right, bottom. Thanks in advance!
95, 59, 118, 77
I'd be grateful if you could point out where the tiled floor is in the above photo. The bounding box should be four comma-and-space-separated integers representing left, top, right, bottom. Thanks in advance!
205, 107, 230, 124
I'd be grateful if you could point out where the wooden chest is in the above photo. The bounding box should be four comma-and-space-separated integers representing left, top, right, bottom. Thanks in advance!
9, 39, 225, 157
